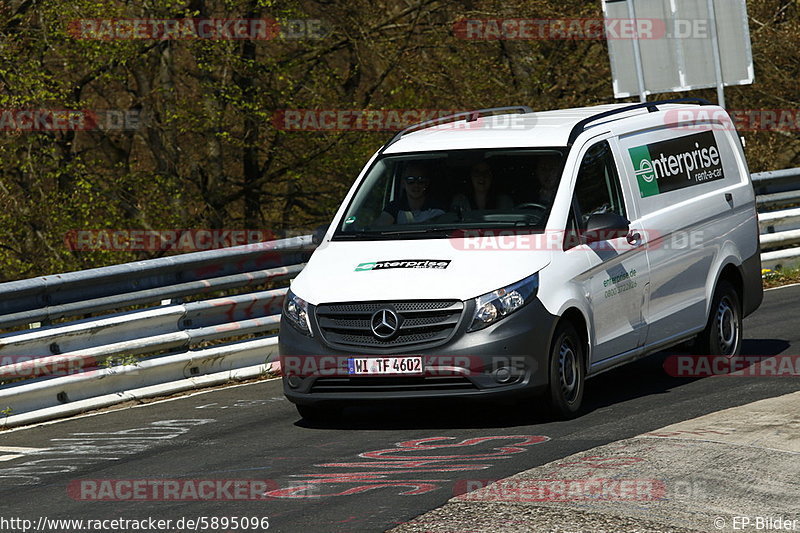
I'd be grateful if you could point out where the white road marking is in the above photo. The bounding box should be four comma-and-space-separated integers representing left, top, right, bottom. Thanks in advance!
766, 282, 800, 291
0, 446, 49, 462
0, 446, 47, 453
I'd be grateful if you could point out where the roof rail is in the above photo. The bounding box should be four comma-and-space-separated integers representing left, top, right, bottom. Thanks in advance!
567, 97, 712, 146
379, 106, 534, 153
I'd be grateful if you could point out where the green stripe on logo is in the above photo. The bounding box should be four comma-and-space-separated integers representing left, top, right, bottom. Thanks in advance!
629, 145, 659, 198
355, 262, 376, 271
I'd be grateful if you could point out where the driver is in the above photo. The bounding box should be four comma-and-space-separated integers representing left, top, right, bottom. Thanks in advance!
375, 162, 445, 225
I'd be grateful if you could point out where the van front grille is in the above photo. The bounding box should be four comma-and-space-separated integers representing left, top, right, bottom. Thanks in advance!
315, 300, 463, 350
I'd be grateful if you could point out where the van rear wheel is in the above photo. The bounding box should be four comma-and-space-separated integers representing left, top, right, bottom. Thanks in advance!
545, 321, 585, 419
694, 280, 742, 357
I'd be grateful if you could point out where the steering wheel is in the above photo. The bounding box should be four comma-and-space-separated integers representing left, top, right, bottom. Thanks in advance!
514, 202, 547, 211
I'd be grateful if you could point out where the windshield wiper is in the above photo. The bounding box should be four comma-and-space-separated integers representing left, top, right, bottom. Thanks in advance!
376, 227, 455, 237
332, 229, 447, 240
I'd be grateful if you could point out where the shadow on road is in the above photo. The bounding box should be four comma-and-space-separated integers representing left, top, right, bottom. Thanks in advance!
580, 338, 791, 414
741, 338, 792, 356
294, 337, 791, 431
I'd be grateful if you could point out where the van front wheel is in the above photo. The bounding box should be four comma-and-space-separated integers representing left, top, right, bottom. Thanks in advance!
695, 280, 742, 357
545, 321, 585, 419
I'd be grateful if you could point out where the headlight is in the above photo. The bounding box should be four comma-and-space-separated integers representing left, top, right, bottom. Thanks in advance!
467, 273, 539, 332
283, 289, 313, 336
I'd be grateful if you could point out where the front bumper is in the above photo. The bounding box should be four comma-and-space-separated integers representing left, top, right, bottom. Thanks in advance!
278, 298, 559, 406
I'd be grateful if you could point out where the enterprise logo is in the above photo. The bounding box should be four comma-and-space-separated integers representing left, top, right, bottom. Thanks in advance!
355, 259, 451, 271
634, 142, 719, 182
629, 131, 725, 198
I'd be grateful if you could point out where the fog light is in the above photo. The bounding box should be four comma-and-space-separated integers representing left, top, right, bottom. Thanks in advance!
287, 375, 302, 388
493, 367, 513, 384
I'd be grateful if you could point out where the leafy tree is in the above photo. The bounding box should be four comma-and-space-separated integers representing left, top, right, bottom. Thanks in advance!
0, 0, 796, 280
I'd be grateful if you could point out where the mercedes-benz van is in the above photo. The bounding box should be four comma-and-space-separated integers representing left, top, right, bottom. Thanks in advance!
278, 99, 763, 420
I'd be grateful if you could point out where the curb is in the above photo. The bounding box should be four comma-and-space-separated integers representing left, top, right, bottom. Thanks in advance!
392, 391, 800, 533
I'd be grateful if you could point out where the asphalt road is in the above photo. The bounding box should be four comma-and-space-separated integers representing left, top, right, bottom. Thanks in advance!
1, 284, 798, 533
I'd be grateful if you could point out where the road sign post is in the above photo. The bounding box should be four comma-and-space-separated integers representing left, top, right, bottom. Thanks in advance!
603, 0, 754, 107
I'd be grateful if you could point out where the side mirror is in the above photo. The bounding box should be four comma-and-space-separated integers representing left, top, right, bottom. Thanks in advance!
312, 224, 329, 245
584, 212, 630, 243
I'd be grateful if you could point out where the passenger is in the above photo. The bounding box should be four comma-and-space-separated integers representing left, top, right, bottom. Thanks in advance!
532, 155, 562, 205
374, 162, 446, 225
451, 162, 513, 212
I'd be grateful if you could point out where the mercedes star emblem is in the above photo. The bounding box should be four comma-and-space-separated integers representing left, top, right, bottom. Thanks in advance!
370, 309, 400, 339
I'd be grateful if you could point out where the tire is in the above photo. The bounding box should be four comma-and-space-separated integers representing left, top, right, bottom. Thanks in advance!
694, 280, 742, 357
545, 321, 586, 419
296, 404, 339, 422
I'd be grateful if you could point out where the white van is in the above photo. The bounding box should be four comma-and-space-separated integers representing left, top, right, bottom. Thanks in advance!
279, 99, 763, 420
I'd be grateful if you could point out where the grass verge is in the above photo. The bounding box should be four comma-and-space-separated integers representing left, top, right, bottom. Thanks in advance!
762, 267, 800, 289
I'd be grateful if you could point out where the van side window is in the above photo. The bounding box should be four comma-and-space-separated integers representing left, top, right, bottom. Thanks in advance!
572, 141, 626, 228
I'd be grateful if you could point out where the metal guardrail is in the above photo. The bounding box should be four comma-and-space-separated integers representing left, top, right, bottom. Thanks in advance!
0, 170, 799, 428
751, 168, 800, 188
0, 236, 310, 329
754, 168, 800, 269
0, 236, 313, 427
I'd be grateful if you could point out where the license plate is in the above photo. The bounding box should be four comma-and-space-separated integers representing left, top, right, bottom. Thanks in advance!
348, 356, 424, 376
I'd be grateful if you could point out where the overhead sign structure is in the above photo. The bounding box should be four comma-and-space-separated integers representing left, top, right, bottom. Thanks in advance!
603, 0, 754, 106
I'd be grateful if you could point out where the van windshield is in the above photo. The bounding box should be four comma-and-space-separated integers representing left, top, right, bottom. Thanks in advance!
333, 148, 566, 240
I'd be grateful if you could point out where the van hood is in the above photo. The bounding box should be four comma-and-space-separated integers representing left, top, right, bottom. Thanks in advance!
291, 239, 552, 304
